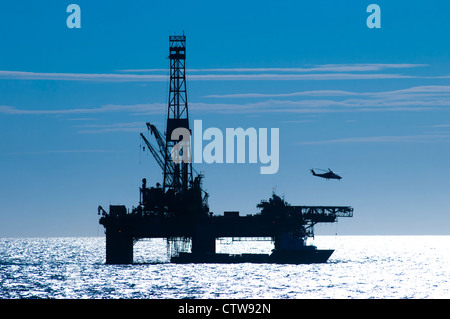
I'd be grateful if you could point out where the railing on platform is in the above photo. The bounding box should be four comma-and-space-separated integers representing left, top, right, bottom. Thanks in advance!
294, 206, 353, 218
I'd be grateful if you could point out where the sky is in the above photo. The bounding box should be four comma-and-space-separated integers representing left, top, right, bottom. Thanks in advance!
1, 1, 450, 237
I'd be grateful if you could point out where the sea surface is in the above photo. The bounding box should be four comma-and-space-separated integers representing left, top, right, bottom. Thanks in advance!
0, 236, 449, 299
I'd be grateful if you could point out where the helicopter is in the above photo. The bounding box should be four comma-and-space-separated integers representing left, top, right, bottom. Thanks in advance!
311, 168, 342, 180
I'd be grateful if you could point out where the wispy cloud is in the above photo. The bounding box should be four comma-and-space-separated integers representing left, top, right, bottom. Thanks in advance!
298, 134, 450, 145
205, 90, 360, 99
205, 85, 450, 99
5, 150, 122, 155
197, 85, 450, 114
0, 70, 166, 82
280, 120, 315, 123
195, 73, 414, 81
61, 117, 98, 121
0, 103, 165, 115
75, 122, 148, 134
0, 64, 426, 82
429, 124, 450, 128
0, 99, 442, 118
0, 70, 415, 82
2, 84, 450, 117
120, 63, 427, 73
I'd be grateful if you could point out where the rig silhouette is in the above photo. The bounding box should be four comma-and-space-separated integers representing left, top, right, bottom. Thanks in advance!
98, 35, 353, 264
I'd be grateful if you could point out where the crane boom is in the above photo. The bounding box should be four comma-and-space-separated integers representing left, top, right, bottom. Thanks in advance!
147, 123, 167, 159
140, 133, 175, 186
140, 133, 164, 170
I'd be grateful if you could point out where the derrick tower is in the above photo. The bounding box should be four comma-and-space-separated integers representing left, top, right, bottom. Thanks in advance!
164, 35, 193, 194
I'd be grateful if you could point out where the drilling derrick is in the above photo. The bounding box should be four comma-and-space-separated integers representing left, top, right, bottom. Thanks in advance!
164, 35, 193, 194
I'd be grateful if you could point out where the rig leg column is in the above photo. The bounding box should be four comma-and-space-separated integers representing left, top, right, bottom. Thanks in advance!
105, 230, 134, 264
191, 228, 216, 254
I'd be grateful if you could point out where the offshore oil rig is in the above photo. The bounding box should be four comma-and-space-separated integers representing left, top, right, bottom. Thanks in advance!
98, 35, 353, 264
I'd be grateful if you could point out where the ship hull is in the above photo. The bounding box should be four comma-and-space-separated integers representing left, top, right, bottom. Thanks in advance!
171, 249, 334, 264
269, 249, 334, 264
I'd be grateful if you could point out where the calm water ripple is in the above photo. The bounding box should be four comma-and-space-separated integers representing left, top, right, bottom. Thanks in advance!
0, 236, 449, 299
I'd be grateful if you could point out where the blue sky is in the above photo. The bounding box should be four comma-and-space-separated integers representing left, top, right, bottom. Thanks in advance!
1, 1, 450, 236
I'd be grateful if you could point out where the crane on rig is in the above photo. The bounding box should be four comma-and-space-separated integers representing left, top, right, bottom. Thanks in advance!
141, 121, 200, 187
140, 122, 175, 177
141, 132, 164, 170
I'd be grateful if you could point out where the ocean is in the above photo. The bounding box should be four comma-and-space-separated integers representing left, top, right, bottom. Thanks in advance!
0, 236, 449, 299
